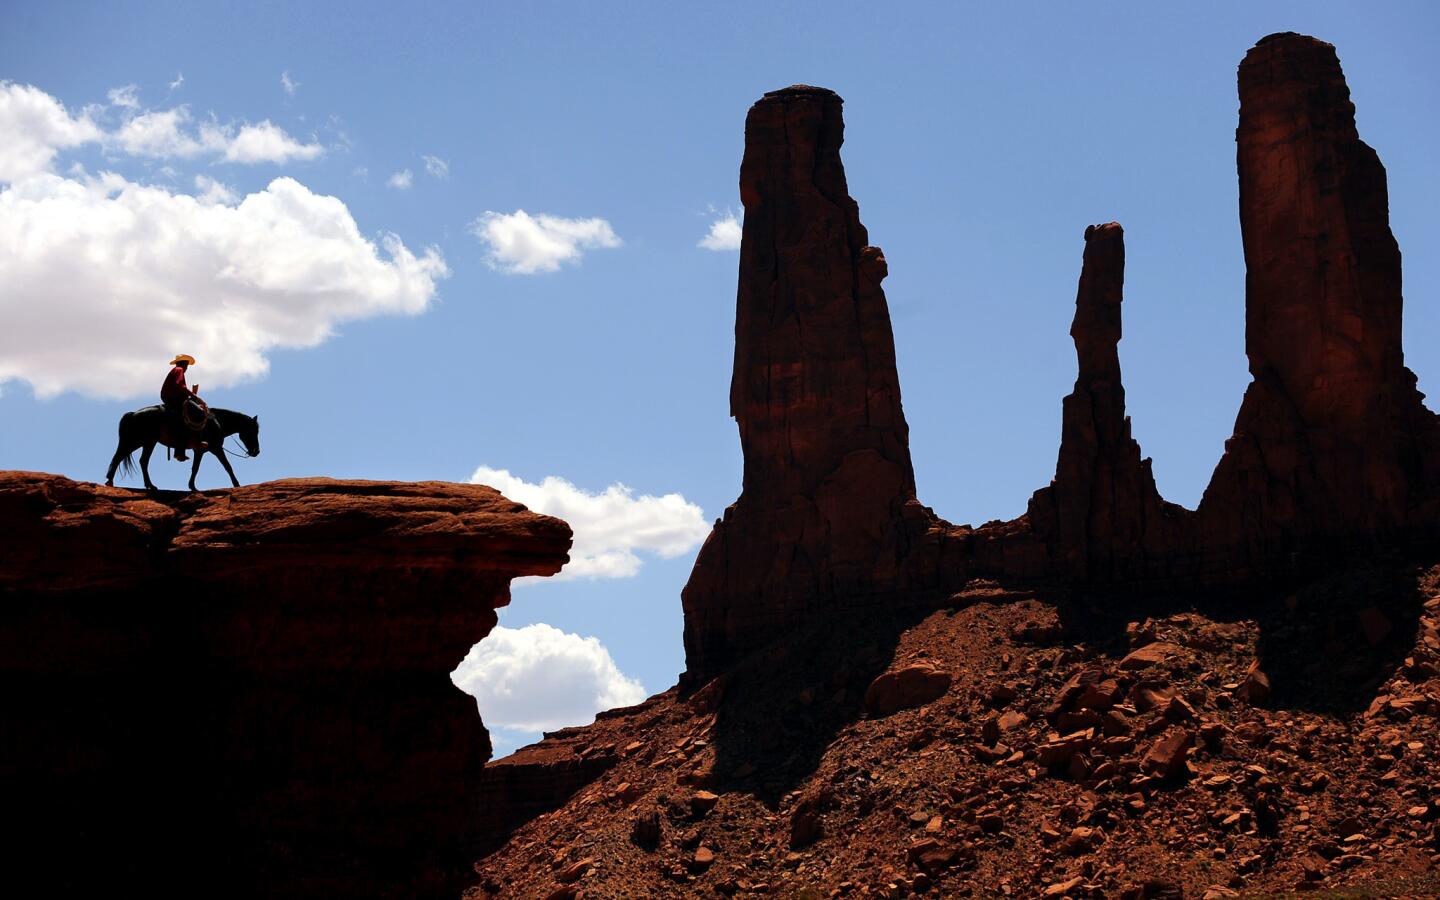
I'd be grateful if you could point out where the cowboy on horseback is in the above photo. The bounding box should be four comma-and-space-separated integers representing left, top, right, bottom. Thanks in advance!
106, 355, 261, 491
161, 354, 208, 461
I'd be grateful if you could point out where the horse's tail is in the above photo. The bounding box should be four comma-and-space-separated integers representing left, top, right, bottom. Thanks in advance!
116, 412, 137, 478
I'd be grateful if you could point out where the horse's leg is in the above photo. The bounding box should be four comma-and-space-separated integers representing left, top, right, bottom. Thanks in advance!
139, 442, 157, 492
105, 440, 130, 487
188, 447, 206, 493
213, 445, 240, 488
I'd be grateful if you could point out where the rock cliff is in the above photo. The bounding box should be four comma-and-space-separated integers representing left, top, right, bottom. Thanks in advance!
1027, 222, 1189, 581
1194, 32, 1440, 564
680, 86, 937, 681
0, 472, 570, 898
683, 35, 1440, 685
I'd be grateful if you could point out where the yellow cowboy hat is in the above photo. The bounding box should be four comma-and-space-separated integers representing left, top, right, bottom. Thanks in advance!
169, 354, 196, 366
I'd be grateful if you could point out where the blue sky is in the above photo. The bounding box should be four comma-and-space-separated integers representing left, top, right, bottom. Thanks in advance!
4, 1, 1438, 754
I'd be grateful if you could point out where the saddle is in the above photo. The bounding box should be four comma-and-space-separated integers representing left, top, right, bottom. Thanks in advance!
182, 396, 209, 431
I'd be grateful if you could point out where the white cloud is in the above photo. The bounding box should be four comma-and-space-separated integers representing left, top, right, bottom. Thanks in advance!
281, 71, 298, 96
112, 107, 207, 157
0, 82, 104, 183
107, 84, 140, 109
698, 209, 742, 251
353, 165, 368, 180
109, 107, 323, 164
469, 210, 621, 275
451, 623, 647, 733
192, 174, 236, 205
387, 168, 413, 189
2, 83, 324, 179
168, 72, 185, 92
222, 120, 323, 163
422, 154, 448, 179
0, 170, 448, 399
469, 466, 709, 581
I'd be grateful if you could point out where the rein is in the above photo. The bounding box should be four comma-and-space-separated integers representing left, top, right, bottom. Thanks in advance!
224, 436, 256, 458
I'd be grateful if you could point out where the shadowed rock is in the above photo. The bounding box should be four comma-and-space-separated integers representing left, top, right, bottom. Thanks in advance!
681, 86, 933, 680
0, 472, 570, 899
1028, 222, 1189, 581
1196, 32, 1440, 561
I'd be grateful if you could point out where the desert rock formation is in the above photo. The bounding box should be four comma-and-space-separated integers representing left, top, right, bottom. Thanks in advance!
1, 473, 570, 899
681, 85, 935, 681
1026, 222, 1189, 581
1194, 32, 1440, 564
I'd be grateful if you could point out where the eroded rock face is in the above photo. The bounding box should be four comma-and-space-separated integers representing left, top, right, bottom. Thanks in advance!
681, 86, 932, 680
682, 33, 1440, 687
1027, 223, 1189, 581
1196, 32, 1440, 558
0, 472, 570, 899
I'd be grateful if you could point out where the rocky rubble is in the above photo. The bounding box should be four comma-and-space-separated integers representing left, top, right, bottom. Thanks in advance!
471, 564, 1440, 897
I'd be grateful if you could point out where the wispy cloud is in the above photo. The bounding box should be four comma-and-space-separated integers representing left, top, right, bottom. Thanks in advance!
107, 84, 140, 109
422, 154, 449, 179
168, 72, 184, 92
386, 168, 413, 190
469, 210, 621, 275
280, 70, 298, 96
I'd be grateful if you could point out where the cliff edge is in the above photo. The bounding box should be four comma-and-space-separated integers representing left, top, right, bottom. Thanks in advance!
0, 472, 570, 899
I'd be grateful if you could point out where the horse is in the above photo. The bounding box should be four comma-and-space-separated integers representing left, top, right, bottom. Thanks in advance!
105, 406, 261, 492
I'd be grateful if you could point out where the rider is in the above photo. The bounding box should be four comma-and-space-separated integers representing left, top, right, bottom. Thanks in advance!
161, 354, 203, 461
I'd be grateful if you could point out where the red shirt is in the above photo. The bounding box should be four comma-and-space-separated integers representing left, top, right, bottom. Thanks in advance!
161, 366, 191, 404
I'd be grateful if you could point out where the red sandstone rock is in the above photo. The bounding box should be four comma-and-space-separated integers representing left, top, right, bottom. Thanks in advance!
0, 471, 570, 899
1196, 33, 1440, 555
1026, 224, 1188, 581
1142, 729, 1195, 779
680, 85, 937, 681
1238, 661, 1272, 705
863, 662, 953, 717
1120, 642, 1183, 671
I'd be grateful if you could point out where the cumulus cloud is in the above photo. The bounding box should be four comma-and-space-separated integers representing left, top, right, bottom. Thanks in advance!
451, 623, 647, 733
192, 173, 236, 204
698, 209, 742, 251
222, 120, 323, 163
110, 108, 323, 164
469, 210, 621, 275
470, 466, 710, 581
4, 82, 323, 177
111, 107, 202, 157
0, 171, 448, 399
281, 71, 298, 96
423, 154, 448, 179
0, 82, 103, 183
387, 168, 413, 189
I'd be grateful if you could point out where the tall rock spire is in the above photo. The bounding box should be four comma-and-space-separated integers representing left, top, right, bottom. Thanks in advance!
1028, 223, 1184, 580
681, 86, 924, 681
1197, 33, 1440, 551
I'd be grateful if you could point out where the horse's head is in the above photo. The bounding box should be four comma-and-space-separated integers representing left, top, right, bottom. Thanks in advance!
240, 414, 261, 457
